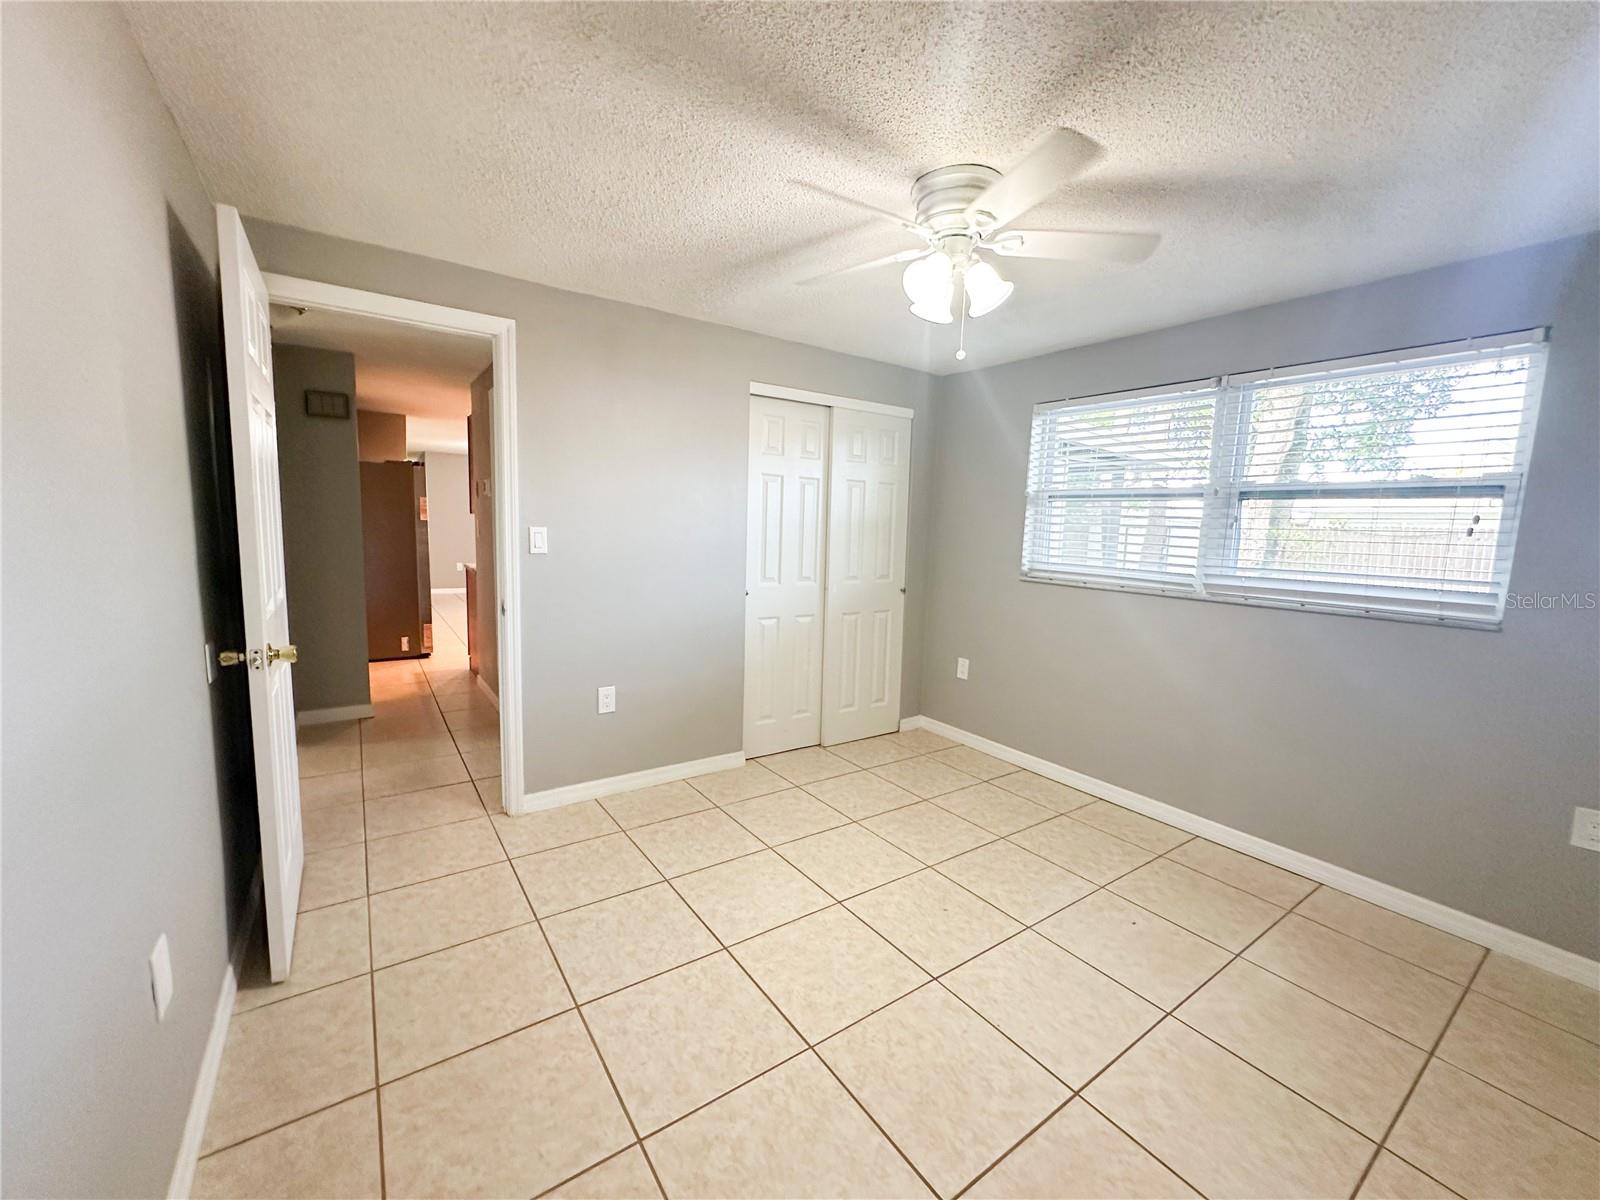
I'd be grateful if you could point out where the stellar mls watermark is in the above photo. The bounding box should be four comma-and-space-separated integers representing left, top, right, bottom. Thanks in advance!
1505, 591, 1599, 610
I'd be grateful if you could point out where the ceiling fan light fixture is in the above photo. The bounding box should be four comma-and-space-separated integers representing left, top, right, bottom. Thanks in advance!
902, 251, 954, 324
963, 259, 1014, 318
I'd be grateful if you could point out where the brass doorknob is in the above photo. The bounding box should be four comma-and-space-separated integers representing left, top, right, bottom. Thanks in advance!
267, 643, 299, 664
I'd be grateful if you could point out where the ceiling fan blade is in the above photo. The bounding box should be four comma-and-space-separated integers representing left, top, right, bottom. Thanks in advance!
966, 128, 1105, 230
990, 229, 1160, 264
793, 180, 927, 237
797, 247, 927, 286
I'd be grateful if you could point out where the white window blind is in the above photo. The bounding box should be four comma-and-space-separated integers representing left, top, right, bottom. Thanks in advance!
1021, 331, 1549, 628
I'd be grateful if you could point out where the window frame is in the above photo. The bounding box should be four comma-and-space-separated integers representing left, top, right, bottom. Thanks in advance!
1020, 329, 1549, 630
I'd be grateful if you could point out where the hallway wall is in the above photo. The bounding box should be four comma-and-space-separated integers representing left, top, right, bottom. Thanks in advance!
1, 4, 255, 1195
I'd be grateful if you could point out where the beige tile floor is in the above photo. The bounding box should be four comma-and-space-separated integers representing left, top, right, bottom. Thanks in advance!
197, 634, 1600, 1198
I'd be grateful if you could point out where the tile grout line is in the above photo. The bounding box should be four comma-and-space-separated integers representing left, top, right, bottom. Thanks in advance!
356, 696, 389, 1200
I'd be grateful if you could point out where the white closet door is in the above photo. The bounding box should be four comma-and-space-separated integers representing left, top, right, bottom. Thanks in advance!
821, 407, 911, 745
744, 396, 830, 757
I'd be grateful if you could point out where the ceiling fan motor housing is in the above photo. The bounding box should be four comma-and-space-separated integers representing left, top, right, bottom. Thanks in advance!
911, 163, 1001, 237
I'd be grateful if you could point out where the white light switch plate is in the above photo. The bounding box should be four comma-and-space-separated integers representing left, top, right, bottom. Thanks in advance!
956, 657, 969, 680
1572, 807, 1600, 852
597, 686, 616, 714
529, 526, 549, 555
149, 934, 174, 1021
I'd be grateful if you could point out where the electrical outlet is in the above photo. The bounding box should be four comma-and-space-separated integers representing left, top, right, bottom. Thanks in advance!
956, 657, 969, 680
1571, 807, 1600, 852
597, 685, 616, 714
400, 635, 410, 652
149, 934, 174, 1021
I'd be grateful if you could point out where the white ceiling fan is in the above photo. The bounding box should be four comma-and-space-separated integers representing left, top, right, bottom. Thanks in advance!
798, 128, 1160, 359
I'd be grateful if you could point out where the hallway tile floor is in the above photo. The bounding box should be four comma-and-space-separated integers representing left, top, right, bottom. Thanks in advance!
196, 634, 1600, 1197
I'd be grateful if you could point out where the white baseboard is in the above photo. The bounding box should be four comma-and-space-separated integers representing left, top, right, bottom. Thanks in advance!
432, 587, 466, 596
296, 703, 374, 727
513, 751, 745, 815
475, 674, 499, 711
167, 872, 260, 1199
900, 715, 1600, 987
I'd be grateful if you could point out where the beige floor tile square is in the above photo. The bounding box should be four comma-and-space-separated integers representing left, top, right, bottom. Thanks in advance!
192, 1092, 381, 1200
776, 823, 922, 899
583, 953, 803, 1133
1166, 838, 1316, 908
235, 898, 369, 1013
819, 983, 1068, 1198
724, 788, 849, 844
645, 1051, 928, 1198
374, 923, 571, 1081
359, 732, 461, 769
301, 770, 362, 812
1067, 800, 1191, 853
892, 728, 956, 754
1085, 1019, 1373, 1199
846, 870, 1021, 975
991, 770, 1098, 813
364, 782, 484, 840
1110, 858, 1283, 951
202, 978, 375, 1154
829, 734, 921, 768
541, 883, 718, 1001
802, 770, 921, 820
628, 808, 763, 877
1245, 915, 1463, 1047
871, 756, 977, 799
299, 843, 367, 911
863, 801, 992, 864
1354, 1151, 1461, 1199
366, 815, 504, 892
1011, 815, 1156, 884
760, 746, 856, 785
936, 841, 1095, 923
475, 775, 502, 813
362, 754, 468, 800
494, 800, 619, 856
926, 744, 1014, 780
1178, 959, 1426, 1138
686, 760, 790, 805
381, 1012, 634, 1199
461, 745, 502, 779
966, 1100, 1198, 1200
1471, 952, 1599, 1043
544, 1146, 661, 1199
443, 706, 499, 734
599, 781, 712, 830
946, 931, 1161, 1087
931, 783, 1054, 837
369, 860, 532, 967
298, 725, 361, 778
513, 832, 662, 916
732, 905, 928, 1042
1296, 887, 1485, 983
673, 850, 832, 944
303, 801, 366, 852
1388, 1059, 1600, 1200
1436, 991, 1600, 1136
1036, 890, 1230, 1010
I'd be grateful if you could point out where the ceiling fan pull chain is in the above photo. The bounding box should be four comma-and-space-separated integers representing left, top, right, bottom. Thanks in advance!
956, 298, 968, 361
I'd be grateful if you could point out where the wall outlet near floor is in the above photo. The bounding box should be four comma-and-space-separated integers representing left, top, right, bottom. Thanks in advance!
956, 656, 969, 680
400, 636, 410, 653
597, 685, 616, 714
149, 934, 173, 1022
1571, 806, 1600, 852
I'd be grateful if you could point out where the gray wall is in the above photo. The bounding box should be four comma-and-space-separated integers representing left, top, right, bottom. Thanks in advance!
242, 219, 938, 797
273, 343, 371, 715
1, 4, 255, 1195
468, 367, 499, 698
423, 451, 473, 591
922, 235, 1600, 958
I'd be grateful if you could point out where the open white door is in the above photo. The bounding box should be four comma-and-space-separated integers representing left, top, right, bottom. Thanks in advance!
744, 396, 829, 757
217, 204, 303, 982
821, 407, 911, 745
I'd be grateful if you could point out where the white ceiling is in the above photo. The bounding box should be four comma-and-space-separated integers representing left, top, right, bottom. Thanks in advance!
268, 305, 489, 431
132, 2, 1598, 374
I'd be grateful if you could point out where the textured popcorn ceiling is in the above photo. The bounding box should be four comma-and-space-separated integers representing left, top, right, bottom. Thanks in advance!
128, 2, 1599, 374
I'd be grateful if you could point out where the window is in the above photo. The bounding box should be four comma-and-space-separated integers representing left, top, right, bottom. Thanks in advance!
1022, 331, 1549, 627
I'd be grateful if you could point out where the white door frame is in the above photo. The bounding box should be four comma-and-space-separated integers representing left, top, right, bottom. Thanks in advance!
264, 273, 524, 807
745, 382, 915, 752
